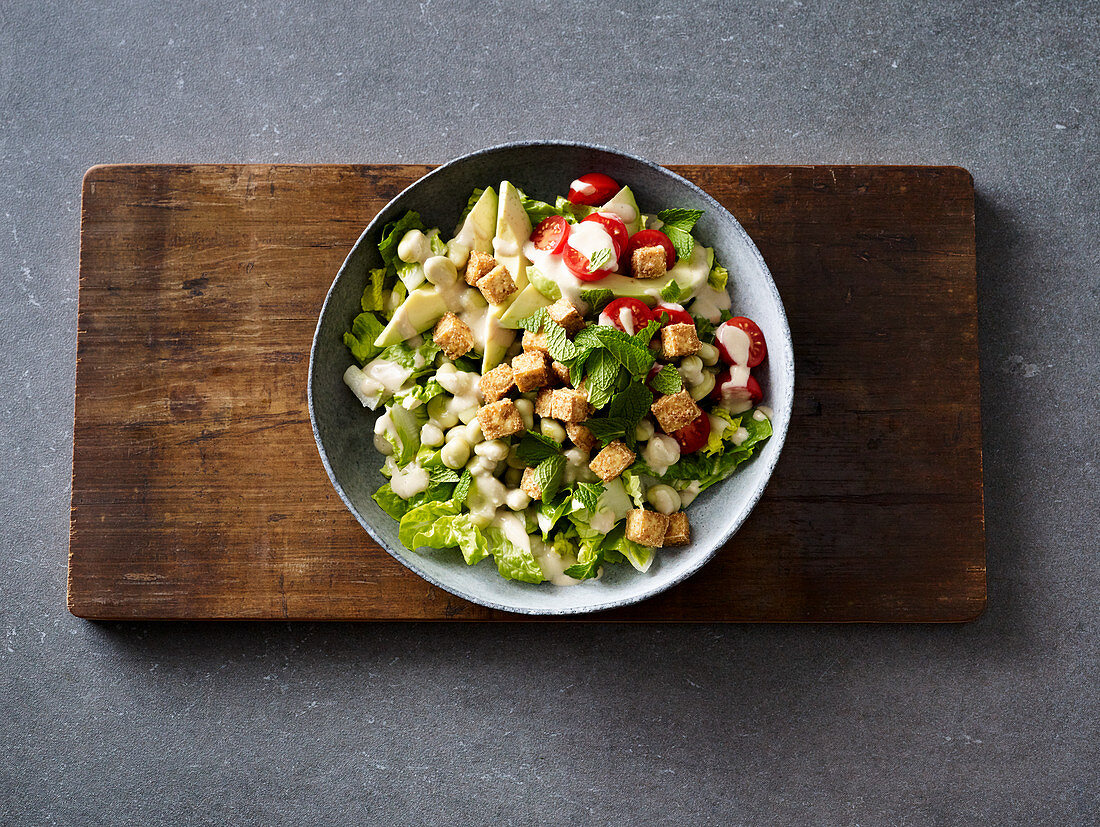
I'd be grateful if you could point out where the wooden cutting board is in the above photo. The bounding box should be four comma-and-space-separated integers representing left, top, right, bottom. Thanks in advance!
68, 164, 985, 622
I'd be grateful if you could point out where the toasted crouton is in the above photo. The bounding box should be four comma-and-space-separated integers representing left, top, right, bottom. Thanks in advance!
626, 509, 669, 546
550, 361, 571, 386
565, 423, 597, 453
476, 264, 517, 304
549, 388, 589, 423
522, 330, 549, 354
511, 351, 552, 392
479, 364, 515, 403
651, 390, 702, 433
520, 467, 542, 501
660, 323, 702, 359
663, 512, 690, 546
465, 250, 497, 286
476, 399, 524, 440
534, 388, 554, 418
588, 440, 635, 482
631, 246, 667, 280
432, 312, 474, 360
546, 298, 585, 335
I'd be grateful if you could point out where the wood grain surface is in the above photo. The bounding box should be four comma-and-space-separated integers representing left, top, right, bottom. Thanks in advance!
68, 163, 985, 622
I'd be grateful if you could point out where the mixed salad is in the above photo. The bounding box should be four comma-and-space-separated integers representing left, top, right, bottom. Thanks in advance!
342, 172, 772, 585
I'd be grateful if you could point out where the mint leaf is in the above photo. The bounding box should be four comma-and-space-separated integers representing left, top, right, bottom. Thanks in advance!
660, 279, 683, 303
656, 208, 704, 263
564, 557, 601, 580
452, 469, 472, 503
545, 319, 579, 361
516, 430, 561, 464
573, 481, 604, 513
518, 307, 548, 333
568, 352, 589, 387
585, 417, 629, 447
663, 227, 694, 262
580, 288, 614, 313
588, 247, 613, 271
583, 350, 619, 410
535, 454, 565, 502
693, 315, 716, 338
633, 319, 661, 348
609, 381, 653, 430
573, 325, 655, 377
649, 364, 683, 396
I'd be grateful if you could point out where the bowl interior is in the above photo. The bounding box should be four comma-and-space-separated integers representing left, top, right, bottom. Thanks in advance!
309, 142, 793, 614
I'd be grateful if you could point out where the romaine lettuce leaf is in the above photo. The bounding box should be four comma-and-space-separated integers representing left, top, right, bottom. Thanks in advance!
635, 411, 772, 490
394, 378, 444, 410
516, 189, 560, 225
378, 211, 426, 268
555, 196, 595, 223
491, 527, 544, 583
343, 311, 385, 365
377, 340, 441, 379
373, 479, 455, 520
708, 262, 729, 290
398, 500, 491, 565
360, 268, 389, 313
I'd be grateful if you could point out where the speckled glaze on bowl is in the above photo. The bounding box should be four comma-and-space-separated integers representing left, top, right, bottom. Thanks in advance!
308, 142, 793, 615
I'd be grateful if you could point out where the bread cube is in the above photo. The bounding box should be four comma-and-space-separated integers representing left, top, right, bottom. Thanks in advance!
625, 509, 669, 547
476, 399, 524, 440
651, 390, 702, 433
631, 246, 667, 280
479, 364, 515, 403
534, 388, 554, 418
550, 361, 571, 386
520, 467, 542, 501
476, 264, 517, 304
549, 388, 589, 423
547, 298, 584, 335
511, 350, 552, 392
664, 512, 690, 546
566, 423, 597, 453
432, 312, 474, 360
522, 330, 549, 354
588, 440, 635, 482
465, 250, 497, 286
660, 323, 702, 359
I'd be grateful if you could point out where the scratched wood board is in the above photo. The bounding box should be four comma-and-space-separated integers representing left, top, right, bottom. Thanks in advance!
68, 164, 985, 621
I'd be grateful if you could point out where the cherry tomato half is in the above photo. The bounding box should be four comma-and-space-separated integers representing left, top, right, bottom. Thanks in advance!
602, 298, 652, 334
651, 302, 694, 328
625, 228, 677, 272
530, 215, 570, 254
716, 317, 767, 367
582, 212, 629, 258
567, 173, 621, 206
673, 411, 712, 454
563, 244, 615, 281
711, 369, 764, 406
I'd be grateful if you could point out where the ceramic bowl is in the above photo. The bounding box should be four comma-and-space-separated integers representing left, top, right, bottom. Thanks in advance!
308, 141, 793, 615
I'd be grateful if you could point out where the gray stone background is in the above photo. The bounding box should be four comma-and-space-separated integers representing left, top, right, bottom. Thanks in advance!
2, 1, 1097, 824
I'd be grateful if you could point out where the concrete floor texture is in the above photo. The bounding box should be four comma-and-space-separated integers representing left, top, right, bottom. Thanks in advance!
2, 1, 1097, 824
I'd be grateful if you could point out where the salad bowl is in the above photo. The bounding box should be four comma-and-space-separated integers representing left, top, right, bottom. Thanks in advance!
308, 141, 793, 614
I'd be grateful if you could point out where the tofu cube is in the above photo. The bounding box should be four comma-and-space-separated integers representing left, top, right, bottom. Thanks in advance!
476, 399, 524, 440
546, 299, 585, 335
432, 312, 474, 360
588, 440, 635, 482
661, 323, 702, 359
663, 512, 691, 546
520, 467, 542, 501
550, 361, 571, 386
534, 388, 554, 418
549, 388, 589, 423
522, 330, 549, 354
631, 246, 667, 280
476, 264, 517, 304
511, 350, 552, 392
566, 423, 597, 453
625, 509, 670, 547
651, 390, 702, 434
465, 250, 497, 286
479, 364, 515, 403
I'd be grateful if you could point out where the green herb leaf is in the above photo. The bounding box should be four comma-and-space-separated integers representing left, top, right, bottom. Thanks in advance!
518, 307, 548, 333
452, 469, 472, 503
656, 208, 704, 263
429, 466, 461, 484
659, 279, 683, 303
585, 417, 630, 447
580, 288, 615, 313
545, 319, 579, 361
649, 364, 683, 396
572, 325, 655, 377
573, 481, 604, 513
564, 557, 601, 580
583, 350, 619, 410
632, 319, 661, 348
609, 380, 654, 430
535, 454, 566, 502
377, 211, 427, 268
516, 430, 562, 464
588, 247, 614, 271
693, 315, 716, 338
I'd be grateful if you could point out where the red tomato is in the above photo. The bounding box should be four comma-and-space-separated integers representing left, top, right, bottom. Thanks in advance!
716, 317, 767, 367
563, 244, 614, 281
711, 369, 764, 405
625, 228, 676, 271
582, 212, 629, 258
602, 298, 652, 334
652, 303, 694, 328
673, 412, 712, 453
530, 215, 570, 254
567, 173, 621, 206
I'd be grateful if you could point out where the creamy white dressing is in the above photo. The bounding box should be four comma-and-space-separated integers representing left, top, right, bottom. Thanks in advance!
599, 201, 637, 224
756, 405, 774, 420
387, 458, 430, 499
691, 282, 732, 323
523, 241, 589, 309
570, 178, 596, 197
730, 426, 750, 446
566, 221, 618, 271
343, 365, 384, 408
493, 235, 521, 258
643, 434, 681, 477
454, 216, 493, 254
716, 324, 752, 366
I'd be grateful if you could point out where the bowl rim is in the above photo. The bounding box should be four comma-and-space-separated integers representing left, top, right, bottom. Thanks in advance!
308, 140, 793, 615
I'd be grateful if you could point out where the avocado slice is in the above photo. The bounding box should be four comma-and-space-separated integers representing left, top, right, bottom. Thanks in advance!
599, 245, 713, 304
373, 286, 448, 347
479, 305, 516, 372
527, 266, 561, 301
499, 284, 554, 329
451, 186, 498, 256
599, 186, 643, 235
493, 181, 532, 293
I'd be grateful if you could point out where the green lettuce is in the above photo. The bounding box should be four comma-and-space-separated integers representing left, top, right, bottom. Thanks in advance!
343, 311, 385, 365
636, 411, 772, 490
708, 262, 729, 290
377, 340, 441, 379
399, 500, 492, 565
373, 479, 455, 520
393, 378, 444, 409
378, 211, 426, 268
491, 527, 543, 583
